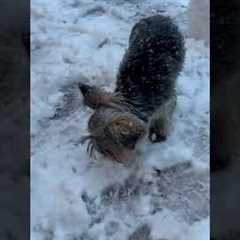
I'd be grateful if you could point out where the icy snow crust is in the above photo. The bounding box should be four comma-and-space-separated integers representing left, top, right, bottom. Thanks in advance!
31, 0, 209, 239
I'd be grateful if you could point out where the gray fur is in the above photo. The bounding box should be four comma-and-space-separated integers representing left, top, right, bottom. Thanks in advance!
116, 15, 185, 117
116, 15, 185, 142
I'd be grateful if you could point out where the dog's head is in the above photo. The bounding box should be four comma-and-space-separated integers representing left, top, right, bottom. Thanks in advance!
79, 83, 146, 162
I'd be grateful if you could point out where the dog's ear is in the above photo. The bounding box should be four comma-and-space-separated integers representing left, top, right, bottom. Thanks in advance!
78, 82, 93, 96
78, 82, 118, 110
78, 83, 100, 109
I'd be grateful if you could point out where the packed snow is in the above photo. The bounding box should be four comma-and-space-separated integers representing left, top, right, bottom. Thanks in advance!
31, 0, 209, 239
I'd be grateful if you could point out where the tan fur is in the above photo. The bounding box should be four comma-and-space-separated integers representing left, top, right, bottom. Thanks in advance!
79, 84, 147, 162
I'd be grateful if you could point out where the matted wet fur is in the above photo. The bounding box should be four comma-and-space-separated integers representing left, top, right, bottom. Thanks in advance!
79, 15, 185, 162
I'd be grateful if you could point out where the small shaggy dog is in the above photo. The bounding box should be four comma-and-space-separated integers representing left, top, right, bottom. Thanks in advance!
79, 15, 185, 162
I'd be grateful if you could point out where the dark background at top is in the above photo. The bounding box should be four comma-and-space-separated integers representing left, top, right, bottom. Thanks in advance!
211, 0, 240, 239
0, 0, 30, 239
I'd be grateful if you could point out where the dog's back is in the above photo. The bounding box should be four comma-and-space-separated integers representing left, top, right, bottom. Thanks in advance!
116, 15, 185, 117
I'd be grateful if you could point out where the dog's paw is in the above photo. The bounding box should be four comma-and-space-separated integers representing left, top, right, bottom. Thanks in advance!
148, 116, 170, 143
148, 130, 167, 143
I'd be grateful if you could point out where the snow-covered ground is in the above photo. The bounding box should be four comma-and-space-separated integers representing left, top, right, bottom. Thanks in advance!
31, 0, 209, 239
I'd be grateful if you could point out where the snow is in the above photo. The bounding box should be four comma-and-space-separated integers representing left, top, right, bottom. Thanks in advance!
187, 0, 210, 45
31, 0, 209, 239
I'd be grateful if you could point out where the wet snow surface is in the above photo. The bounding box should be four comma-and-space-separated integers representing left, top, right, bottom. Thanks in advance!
31, 0, 209, 239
